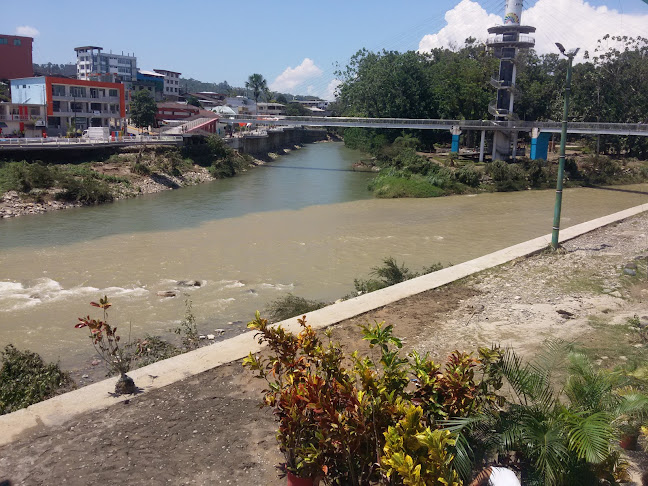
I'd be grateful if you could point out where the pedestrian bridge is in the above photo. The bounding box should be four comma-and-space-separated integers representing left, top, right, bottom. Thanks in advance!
222, 115, 648, 137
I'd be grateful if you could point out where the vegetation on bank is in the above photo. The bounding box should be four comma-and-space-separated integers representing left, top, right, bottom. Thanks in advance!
0, 136, 252, 205
333, 35, 648, 198
245, 315, 648, 484
0, 344, 74, 414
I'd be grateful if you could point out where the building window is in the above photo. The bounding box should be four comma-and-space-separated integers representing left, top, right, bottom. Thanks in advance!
13, 39, 21, 46
109, 89, 118, 97
70, 87, 86, 97
0, 38, 7, 45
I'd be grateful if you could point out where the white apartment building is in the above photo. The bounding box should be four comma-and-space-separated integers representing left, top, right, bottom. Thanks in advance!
74, 46, 137, 83
153, 69, 182, 98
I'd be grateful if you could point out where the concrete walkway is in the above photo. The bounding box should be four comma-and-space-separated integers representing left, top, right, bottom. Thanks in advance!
2, 202, 647, 447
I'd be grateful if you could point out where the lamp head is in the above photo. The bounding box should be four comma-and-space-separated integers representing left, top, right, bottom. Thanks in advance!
555, 42, 566, 54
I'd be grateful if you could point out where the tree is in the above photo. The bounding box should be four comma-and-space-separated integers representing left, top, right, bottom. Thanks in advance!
284, 102, 310, 116
245, 73, 268, 104
186, 95, 202, 108
130, 90, 157, 130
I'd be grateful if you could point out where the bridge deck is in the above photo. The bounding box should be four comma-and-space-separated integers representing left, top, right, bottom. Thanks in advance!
223, 115, 648, 137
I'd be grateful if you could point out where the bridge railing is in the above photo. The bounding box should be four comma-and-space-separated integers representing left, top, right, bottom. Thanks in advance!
0, 135, 184, 147
222, 115, 648, 135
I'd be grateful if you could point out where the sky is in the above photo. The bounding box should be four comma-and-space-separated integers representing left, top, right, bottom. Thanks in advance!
2, 0, 647, 100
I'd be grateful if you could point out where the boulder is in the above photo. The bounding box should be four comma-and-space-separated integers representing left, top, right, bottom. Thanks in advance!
157, 290, 176, 298
177, 280, 201, 287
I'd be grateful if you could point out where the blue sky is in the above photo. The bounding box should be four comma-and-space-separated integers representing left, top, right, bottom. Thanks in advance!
2, 0, 647, 99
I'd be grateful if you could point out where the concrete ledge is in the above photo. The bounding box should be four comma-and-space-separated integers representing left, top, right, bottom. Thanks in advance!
1, 203, 646, 446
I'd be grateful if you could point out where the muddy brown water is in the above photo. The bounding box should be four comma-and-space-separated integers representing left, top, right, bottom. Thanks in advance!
1, 142, 647, 370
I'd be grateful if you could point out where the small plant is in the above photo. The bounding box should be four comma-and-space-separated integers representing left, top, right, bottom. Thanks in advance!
173, 298, 200, 350
264, 293, 327, 323
75, 296, 136, 394
0, 344, 74, 414
353, 257, 444, 295
134, 335, 180, 366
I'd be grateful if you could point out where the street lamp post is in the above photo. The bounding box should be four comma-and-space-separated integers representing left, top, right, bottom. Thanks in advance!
551, 43, 579, 250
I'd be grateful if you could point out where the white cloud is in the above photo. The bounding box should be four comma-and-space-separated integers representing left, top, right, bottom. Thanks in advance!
15, 25, 40, 37
418, 0, 648, 61
324, 79, 342, 101
269, 58, 323, 93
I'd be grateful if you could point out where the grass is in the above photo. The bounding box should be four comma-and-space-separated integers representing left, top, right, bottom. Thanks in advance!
369, 175, 446, 198
577, 314, 646, 370
265, 294, 328, 323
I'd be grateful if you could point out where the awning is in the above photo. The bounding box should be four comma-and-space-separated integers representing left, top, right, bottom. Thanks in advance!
0, 122, 8, 128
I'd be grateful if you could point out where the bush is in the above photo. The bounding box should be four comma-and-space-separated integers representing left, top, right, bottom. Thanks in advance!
265, 294, 327, 323
0, 161, 58, 192
486, 160, 527, 192
131, 162, 151, 176
134, 335, 180, 367
0, 345, 74, 414
353, 257, 444, 295
369, 174, 446, 198
455, 164, 481, 187
57, 176, 114, 204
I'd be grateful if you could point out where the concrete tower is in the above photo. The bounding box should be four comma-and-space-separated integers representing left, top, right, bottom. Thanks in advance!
487, 0, 536, 160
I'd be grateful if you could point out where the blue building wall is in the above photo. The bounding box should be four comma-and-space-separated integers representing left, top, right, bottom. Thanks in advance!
10, 77, 47, 105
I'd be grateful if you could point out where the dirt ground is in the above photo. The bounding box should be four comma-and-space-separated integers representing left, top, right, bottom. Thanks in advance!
1, 214, 647, 485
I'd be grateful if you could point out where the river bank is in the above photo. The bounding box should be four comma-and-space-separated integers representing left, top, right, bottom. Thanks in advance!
1, 210, 647, 485
0, 132, 335, 219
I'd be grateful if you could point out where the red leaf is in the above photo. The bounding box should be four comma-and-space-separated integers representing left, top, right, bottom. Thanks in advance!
90, 302, 101, 307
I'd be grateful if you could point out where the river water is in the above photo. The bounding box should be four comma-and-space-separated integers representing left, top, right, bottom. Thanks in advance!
1, 142, 647, 369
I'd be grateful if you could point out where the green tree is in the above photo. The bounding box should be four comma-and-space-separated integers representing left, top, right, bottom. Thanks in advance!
284, 102, 310, 116
245, 73, 268, 104
186, 95, 202, 108
130, 90, 157, 130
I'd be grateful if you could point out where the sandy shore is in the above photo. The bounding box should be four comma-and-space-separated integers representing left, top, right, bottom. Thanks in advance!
1, 212, 647, 485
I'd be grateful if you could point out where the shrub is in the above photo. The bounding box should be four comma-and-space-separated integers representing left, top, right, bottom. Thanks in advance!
0, 344, 74, 415
486, 160, 526, 192
131, 162, 151, 176
353, 257, 444, 295
265, 294, 327, 323
369, 174, 446, 198
455, 164, 481, 188
57, 176, 114, 204
0, 161, 57, 192
134, 335, 180, 367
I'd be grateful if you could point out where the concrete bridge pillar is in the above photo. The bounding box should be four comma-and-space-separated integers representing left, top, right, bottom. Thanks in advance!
450, 126, 462, 153
530, 127, 551, 160
479, 130, 486, 162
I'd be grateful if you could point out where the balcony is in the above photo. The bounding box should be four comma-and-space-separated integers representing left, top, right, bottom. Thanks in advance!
486, 34, 535, 49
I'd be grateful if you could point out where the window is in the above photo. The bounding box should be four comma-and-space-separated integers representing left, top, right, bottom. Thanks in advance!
0, 38, 7, 45
13, 39, 21, 46
70, 87, 86, 97
109, 89, 118, 97
53, 101, 61, 112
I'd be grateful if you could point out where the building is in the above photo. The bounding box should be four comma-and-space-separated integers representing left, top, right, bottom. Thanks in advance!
153, 69, 182, 98
0, 102, 46, 137
74, 46, 137, 83
10, 76, 125, 136
156, 102, 200, 122
0, 34, 33, 80
256, 102, 285, 116
134, 70, 165, 101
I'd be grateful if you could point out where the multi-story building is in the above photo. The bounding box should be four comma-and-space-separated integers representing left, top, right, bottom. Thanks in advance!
10, 76, 125, 135
134, 70, 165, 101
0, 102, 46, 137
153, 69, 182, 98
0, 34, 33, 80
256, 102, 285, 116
74, 46, 137, 83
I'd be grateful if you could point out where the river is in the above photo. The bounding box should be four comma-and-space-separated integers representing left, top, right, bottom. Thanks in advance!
1, 142, 647, 370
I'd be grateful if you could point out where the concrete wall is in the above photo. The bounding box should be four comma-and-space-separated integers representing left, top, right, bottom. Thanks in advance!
10, 77, 47, 106
233, 128, 327, 155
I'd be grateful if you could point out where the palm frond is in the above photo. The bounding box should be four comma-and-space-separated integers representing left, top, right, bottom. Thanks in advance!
563, 410, 614, 463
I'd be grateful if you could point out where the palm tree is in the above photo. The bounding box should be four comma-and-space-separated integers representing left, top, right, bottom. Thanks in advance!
245, 73, 268, 105
446, 341, 647, 485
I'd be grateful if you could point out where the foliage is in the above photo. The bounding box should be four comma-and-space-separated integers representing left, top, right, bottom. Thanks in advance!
130, 90, 157, 129
186, 95, 202, 108
369, 174, 446, 198
455, 164, 482, 188
382, 405, 462, 486
0, 345, 74, 415
57, 176, 114, 204
445, 341, 645, 485
353, 257, 443, 295
172, 299, 200, 351
134, 335, 180, 367
244, 315, 503, 484
284, 103, 310, 116
264, 293, 327, 323
75, 296, 132, 377
0, 161, 57, 192
245, 73, 268, 104
485, 160, 527, 192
